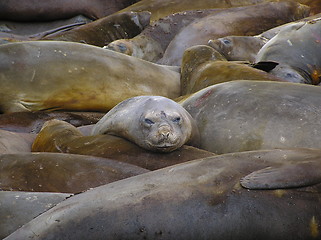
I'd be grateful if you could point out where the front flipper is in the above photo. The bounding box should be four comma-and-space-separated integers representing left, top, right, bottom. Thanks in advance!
240, 160, 321, 190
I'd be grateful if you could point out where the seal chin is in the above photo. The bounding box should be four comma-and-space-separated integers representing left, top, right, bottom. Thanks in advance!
155, 144, 177, 153
143, 140, 179, 153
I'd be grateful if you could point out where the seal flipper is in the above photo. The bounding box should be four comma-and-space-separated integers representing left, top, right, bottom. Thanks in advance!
240, 160, 321, 190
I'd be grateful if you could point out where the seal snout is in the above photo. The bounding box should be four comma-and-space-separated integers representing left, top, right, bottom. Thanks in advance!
158, 124, 171, 139
149, 123, 180, 149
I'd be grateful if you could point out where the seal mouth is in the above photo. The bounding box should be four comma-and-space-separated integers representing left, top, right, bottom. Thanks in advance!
155, 145, 177, 153
156, 144, 174, 149
144, 140, 178, 153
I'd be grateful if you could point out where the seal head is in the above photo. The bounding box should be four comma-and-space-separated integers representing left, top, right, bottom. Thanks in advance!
91, 96, 199, 152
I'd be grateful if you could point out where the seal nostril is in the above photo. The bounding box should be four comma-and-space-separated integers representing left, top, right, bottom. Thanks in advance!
161, 131, 170, 138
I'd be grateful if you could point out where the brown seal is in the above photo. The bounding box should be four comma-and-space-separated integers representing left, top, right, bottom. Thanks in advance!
106, 9, 221, 62
0, 41, 180, 113
42, 11, 151, 47
208, 36, 267, 63
0, 0, 139, 21
0, 111, 104, 133
0, 152, 149, 193
0, 15, 92, 36
158, 1, 310, 66
32, 119, 214, 170
180, 45, 286, 95
118, 0, 301, 22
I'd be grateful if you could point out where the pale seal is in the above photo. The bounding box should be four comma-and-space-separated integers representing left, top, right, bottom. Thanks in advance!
91, 96, 200, 152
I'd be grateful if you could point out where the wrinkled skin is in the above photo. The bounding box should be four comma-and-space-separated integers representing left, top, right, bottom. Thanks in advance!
91, 96, 200, 152
5, 148, 321, 240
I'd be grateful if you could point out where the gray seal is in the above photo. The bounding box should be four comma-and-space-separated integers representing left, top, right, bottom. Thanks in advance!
91, 96, 200, 152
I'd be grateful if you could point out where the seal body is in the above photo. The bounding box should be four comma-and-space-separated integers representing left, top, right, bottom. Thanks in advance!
0, 129, 35, 153
180, 80, 321, 154
42, 11, 151, 47
208, 12, 321, 62
0, 15, 92, 36
256, 17, 321, 84
91, 96, 200, 152
208, 36, 267, 62
5, 148, 321, 240
0, 191, 72, 239
119, 0, 305, 22
106, 9, 221, 62
0, 41, 180, 113
0, 152, 149, 193
159, 1, 310, 66
0, 0, 139, 21
32, 119, 214, 170
180, 45, 286, 95
0, 111, 104, 133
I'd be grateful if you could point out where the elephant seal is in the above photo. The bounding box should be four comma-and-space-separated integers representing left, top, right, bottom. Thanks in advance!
255, 17, 321, 85
5, 148, 321, 240
0, 191, 72, 239
0, 41, 180, 113
0, 0, 139, 21
118, 0, 302, 22
32, 119, 214, 170
180, 80, 321, 154
0, 129, 35, 153
0, 111, 104, 133
259, 12, 321, 40
42, 11, 151, 47
0, 152, 149, 193
207, 13, 321, 63
106, 9, 221, 62
91, 96, 200, 152
208, 36, 268, 63
180, 45, 286, 95
0, 15, 92, 36
158, 1, 310, 66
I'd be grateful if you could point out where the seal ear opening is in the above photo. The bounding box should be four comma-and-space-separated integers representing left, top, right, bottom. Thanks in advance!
251, 61, 279, 72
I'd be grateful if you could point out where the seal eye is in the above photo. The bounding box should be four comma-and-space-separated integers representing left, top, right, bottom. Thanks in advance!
222, 39, 231, 45
144, 118, 154, 125
117, 43, 128, 53
173, 117, 181, 123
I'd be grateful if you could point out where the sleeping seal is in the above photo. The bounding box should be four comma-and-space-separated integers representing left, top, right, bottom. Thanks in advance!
91, 96, 200, 152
